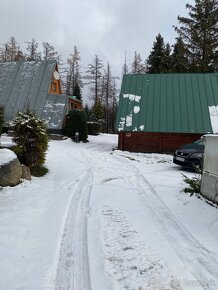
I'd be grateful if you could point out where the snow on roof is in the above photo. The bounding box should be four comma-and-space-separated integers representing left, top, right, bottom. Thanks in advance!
0, 149, 17, 167
209, 106, 218, 133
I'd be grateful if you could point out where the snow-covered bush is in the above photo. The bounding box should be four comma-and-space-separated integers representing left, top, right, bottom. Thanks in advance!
0, 105, 4, 136
64, 110, 88, 142
10, 107, 48, 175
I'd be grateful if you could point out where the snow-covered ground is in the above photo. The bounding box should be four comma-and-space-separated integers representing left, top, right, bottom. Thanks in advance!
0, 134, 218, 290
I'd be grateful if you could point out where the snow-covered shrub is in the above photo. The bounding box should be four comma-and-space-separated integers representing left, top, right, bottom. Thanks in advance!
0, 105, 4, 136
10, 107, 48, 175
64, 110, 88, 142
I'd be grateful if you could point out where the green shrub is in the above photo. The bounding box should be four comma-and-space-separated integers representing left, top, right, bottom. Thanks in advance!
64, 110, 88, 142
182, 170, 201, 196
31, 166, 49, 177
0, 105, 4, 136
10, 107, 48, 174
87, 122, 102, 135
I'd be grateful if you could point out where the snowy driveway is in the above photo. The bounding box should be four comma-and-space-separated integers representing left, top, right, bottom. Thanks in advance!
0, 134, 218, 290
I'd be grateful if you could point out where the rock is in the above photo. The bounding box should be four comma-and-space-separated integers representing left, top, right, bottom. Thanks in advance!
0, 155, 22, 187
21, 165, 31, 181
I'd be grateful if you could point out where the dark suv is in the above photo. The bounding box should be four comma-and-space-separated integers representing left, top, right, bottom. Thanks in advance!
173, 138, 205, 169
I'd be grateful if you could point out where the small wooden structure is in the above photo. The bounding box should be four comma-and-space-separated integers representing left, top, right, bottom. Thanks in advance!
116, 73, 218, 153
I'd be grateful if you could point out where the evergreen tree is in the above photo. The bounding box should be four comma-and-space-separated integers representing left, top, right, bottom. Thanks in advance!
84, 104, 90, 121
10, 107, 48, 175
164, 43, 173, 72
90, 98, 104, 122
171, 37, 189, 72
174, 0, 218, 72
73, 82, 82, 101
85, 55, 104, 103
147, 33, 168, 73
64, 110, 88, 142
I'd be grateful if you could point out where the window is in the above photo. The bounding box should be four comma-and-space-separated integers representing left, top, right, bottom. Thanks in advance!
51, 82, 57, 91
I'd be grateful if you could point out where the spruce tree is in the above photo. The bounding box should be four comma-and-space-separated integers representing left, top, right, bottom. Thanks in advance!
171, 38, 189, 72
174, 0, 218, 72
147, 33, 168, 73
64, 110, 88, 142
10, 107, 48, 175
73, 82, 82, 101
90, 98, 104, 122
164, 43, 173, 72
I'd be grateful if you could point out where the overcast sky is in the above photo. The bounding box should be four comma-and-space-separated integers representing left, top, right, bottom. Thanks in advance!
1, 0, 192, 101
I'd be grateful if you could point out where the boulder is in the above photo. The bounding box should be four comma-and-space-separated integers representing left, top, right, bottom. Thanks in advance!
0, 149, 22, 186
21, 165, 31, 181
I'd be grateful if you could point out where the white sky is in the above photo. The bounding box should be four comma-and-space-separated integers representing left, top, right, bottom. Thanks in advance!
0, 0, 192, 101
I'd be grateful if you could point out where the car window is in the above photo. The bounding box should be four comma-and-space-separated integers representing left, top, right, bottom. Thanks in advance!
194, 138, 205, 145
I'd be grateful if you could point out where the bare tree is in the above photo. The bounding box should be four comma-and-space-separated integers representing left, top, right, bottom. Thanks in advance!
66, 46, 83, 96
0, 37, 21, 61
85, 55, 104, 103
25, 38, 41, 61
42, 42, 60, 61
131, 51, 147, 74
122, 51, 129, 75
102, 62, 119, 133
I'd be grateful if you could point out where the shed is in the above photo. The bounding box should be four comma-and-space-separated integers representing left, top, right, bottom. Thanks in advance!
68, 96, 83, 111
115, 73, 218, 153
0, 60, 67, 133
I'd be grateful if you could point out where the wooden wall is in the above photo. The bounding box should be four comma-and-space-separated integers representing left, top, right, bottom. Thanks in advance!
118, 131, 203, 153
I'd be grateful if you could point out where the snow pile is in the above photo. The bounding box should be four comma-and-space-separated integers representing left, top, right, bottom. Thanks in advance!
0, 135, 16, 148
0, 149, 17, 167
209, 106, 218, 133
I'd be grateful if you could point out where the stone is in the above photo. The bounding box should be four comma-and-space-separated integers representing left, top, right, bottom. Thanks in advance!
21, 165, 31, 181
0, 158, 22, 187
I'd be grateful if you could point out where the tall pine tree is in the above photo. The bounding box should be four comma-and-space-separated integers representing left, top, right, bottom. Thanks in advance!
171, 37, 189, 72
147, 33, 168, 73
174, 0, 218, 72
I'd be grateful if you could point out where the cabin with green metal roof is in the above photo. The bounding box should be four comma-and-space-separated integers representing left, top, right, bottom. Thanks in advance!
0, 60, 67, 133
116, 73, 218, 153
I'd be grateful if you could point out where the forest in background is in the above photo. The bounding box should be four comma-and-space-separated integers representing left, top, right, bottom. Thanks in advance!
0, 0, 217, 133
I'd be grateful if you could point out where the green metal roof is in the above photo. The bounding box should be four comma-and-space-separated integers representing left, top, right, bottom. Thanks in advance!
115, 73, 218, 134
0, 60, 67, 130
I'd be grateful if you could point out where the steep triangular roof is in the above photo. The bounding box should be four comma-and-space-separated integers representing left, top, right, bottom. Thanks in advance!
116, 73, 218, 134
0, 60, 67, 130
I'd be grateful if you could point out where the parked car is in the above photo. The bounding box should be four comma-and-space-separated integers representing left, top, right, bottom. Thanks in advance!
173, 138, 205, 169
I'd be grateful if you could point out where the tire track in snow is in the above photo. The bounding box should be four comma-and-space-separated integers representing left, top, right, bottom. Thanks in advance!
105, 153, 218, 289
54, 169, 92, 290
135, 173, 218, 289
